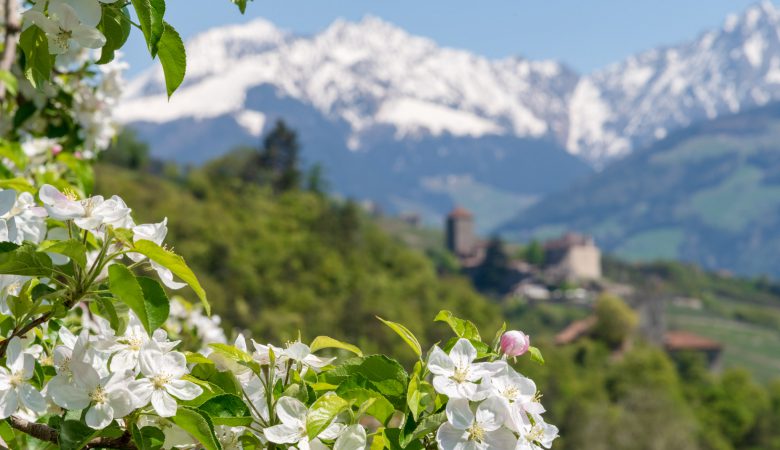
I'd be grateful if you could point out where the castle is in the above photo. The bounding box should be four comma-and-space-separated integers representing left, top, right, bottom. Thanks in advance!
445, 206, 602, 281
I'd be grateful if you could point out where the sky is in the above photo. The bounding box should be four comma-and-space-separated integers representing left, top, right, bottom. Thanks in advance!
123, 0, 765, 77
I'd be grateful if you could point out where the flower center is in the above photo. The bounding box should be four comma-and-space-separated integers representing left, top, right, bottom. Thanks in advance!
151, 373, 172, 389
90, 386, 107, 404
502, 386, 519, 400
9, 371, 24, 388
452, 367, 469, 383
126, 336, 144, 351
54, 29, 72, 52
467, 424, 486, 443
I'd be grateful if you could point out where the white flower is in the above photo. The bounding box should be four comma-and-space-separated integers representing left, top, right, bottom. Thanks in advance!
23, 3, 106, 55
216, 426, 245, 450
51, 0, 120, 28
101, 313, 178, 373
264, 396, 342, 448
38, 184, 130, 230
48, 360, 135, 429
437, 397, 516, 450
128, 342, 202, 417
0, 190, 46, 245
481, 362, 543, 431
515, 415, 558, 450
283, 342, 335, 374
428, 338, 500, 400
0, 275, 29, 315
333, 424, 367, 450
0, 338, 46, 419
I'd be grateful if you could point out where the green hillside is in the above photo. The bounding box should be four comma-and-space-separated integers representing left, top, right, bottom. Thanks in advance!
499, 103, 780, 277
94, 163, 500, 358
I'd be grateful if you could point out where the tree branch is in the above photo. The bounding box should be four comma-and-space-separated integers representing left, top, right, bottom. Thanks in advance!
8, 416, 138, 449
1, 0, 21, 102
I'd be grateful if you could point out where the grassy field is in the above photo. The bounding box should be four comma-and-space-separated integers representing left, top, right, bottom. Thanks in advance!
667, 304, 780, 382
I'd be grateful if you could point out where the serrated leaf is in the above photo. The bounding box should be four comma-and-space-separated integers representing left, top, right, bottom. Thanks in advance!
434, 310, 481, 341
0, 243, 53, 276
157, 22, 186, 98
19, 25, 53, 88
58, 420, 97, 450
171, 407, 221, 450
37, 239, 87, 268
306, 393, 350, 440
310, 336, 362, 357
108, 266, 169, 335
198, 393, 252, 426
97, 6, 132, 64
132, 425, 165, 450
400, 411, 446, 448
130, 0, 165, 56
323, 355, 409, 410
132, 240, 208, 313
376, 316, 421, 357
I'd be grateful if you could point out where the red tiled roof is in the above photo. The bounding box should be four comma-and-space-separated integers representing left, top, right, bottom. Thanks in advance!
664, 331, 722, 351
555, 316, 597, 345
448, 206, 473, 219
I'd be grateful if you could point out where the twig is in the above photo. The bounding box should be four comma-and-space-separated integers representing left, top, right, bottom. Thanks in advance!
8, 416, 137, 449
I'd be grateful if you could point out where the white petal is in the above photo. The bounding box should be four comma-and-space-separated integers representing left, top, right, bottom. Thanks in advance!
54, 0, 101, 27
5, 337, 22, 372
334, 425, 366, 450
436, 422, 469, 450
19, 384, 46, 413
0, 390, 18, 419
0, 191, 16, 216
446, 398, 474, 430
433, 376, 478, 400
85, 402, 114, 429
71, 25, 106, 49
109, 350, 138, 374
264, 423, 303, 444
484, 427, 517, 450
128, 379, 153, 407
48, 377, 90, 410
151, 389, 178, 417
70, 360, 100, 391
427, 346, 454, 377
138, 348, 163, 376
23, 11, 59, 35
319, 422, 345, 441
107, 388, 136, 418
165, 380, 202, 401
449, 339, 477, 369
275, 396, 307, 427
154, 265, 186, 290
476, 396, 507, 432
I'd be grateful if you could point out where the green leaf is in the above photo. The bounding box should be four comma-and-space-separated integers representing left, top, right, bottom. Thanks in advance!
383, 428, 424, 450
132, 425, 165, 450
171, 407, 221, 450
58, 420, 97, 450
0, 178, 34, 193
229, 0, 249, 13
376, 316, 421, 357
337, 387, 395, 424
323, 355, 409, 410
434, 310, 481, 341
310, 336, 362, 357
400, 411, 446, 448
19, 25, 53, 88
97, 6, 132, 64
130, 0, 165, 56
90, 296, 123, 334
157, 22, 186, 98
0, 243, 53, 276
306, 392, 350, 440
406, 375, 435, 421
528, 346, 545, 365
0, 70, 17, 97
491, 322, 507, 352
108, 265, 169, 335
198, 393, 252, 426
0, 139, 26, 169
133, 240, 208, 313
37, 239, 87, 268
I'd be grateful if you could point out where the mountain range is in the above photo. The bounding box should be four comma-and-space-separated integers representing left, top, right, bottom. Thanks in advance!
120, 1, 780, 237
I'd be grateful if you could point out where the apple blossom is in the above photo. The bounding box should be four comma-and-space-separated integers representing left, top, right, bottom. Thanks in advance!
437, 396, 517, 450
23, 3, 106, 55
428, 338, 501, 400
0, 338, 46, 419
500, 330, 530, 357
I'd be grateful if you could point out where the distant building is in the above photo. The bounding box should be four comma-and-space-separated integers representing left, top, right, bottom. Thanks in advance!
544, 233, 602, 281
664, 331, 723, 371
399, 212, 421, 228
446, 206, 478, 258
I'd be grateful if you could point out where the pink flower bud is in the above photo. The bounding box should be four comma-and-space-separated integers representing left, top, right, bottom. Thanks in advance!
51, 145, 63, 156
500, 330, 530, 357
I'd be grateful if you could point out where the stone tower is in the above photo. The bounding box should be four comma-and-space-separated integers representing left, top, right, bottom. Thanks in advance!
446, 206, 476, 257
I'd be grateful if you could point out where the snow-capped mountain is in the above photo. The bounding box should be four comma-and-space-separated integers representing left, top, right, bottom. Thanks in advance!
119, 1, 780, 226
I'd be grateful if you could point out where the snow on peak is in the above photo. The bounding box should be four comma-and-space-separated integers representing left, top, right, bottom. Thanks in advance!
120, 1, 780, 166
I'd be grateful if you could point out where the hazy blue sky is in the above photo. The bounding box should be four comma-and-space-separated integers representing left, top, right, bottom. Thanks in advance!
123, 0, 765, 76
